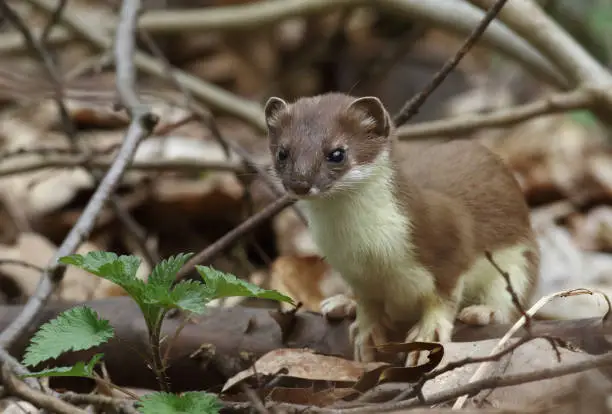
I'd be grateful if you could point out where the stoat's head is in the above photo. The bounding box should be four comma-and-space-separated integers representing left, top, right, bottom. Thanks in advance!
264, 93, 393, 199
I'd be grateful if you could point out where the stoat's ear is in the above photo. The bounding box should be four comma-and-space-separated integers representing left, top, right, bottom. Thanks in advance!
264, 97, 288, 131
347, 96, 390, 138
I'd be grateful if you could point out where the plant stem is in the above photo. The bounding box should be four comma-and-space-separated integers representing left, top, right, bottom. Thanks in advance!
90, 374, 141, 400
149, 311, 171, 392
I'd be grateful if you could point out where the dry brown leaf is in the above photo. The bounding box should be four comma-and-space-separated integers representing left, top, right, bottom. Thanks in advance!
222, 348, 386, 393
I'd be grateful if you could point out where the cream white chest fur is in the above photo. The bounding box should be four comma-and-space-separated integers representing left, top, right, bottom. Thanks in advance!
298, 152, 436, 321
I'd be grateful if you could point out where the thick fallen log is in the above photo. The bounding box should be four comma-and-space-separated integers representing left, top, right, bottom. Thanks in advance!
1, 296, 610, 392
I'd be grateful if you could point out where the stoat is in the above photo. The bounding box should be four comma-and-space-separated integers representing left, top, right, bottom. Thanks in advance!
264, 92, 539, 364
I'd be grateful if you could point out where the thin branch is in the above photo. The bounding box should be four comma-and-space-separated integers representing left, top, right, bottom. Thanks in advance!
0, 259, 45, 273
485, 251, 532, 331
0, 0, 158, 350
176, 194, 295, 280
0, 348, 40, 390
1, 364, 87, 414
60, 392, 138, 414
396, 86, 595, 140
115, 0, 141, 112
393, 0, 510, 126
0, 157, 244, 177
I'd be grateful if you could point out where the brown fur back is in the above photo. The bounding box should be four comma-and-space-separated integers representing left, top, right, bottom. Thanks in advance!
391, 139, 539, 302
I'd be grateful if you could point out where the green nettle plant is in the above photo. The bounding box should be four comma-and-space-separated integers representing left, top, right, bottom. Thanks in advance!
18, 251, 294, 414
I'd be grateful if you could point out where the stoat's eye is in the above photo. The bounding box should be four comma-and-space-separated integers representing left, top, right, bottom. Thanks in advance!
276, 147, 289, 162
326, 148, 346, 164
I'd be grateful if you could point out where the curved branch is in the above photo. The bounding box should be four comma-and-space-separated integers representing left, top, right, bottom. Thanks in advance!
396, 86, 595, 140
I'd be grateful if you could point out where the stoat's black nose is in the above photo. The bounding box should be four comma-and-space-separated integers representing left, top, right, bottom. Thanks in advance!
287, 180, 312, 196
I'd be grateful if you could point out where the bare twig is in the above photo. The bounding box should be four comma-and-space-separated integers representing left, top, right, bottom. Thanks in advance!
396, 86, 595, 140
393, 0, 510, 126
0, 157, 244, 177
1, 364, 87, 414
60, 392, 138, 413
176, 194, 295, 280
485, 251, 531, 331
0, 348, 40, 390
0, 259, 45, 273
115, 0, 142, 112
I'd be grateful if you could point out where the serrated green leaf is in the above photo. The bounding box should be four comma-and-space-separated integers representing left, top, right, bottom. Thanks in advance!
144, 280, 210, 314
22, 307, 114, 367
196, 266, 294, 304
60, 251, 147, 304
60, 251, 141, 280
21, 354, 104, 379
137, 391, 221, 414
148, 253, 194, 289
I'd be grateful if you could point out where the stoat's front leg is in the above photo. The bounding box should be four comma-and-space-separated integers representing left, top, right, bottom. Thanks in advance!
351, 300, 389, 362
404, 297, 457, 366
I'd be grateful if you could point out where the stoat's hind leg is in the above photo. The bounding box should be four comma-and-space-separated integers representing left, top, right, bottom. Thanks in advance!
458, 244, 537, 326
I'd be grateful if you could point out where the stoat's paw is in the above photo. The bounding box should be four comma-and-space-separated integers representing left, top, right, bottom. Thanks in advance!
320, 294, 357, 320
458, 305, 506, 325
404, 317, 453, 367
350, 321, 387, 363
